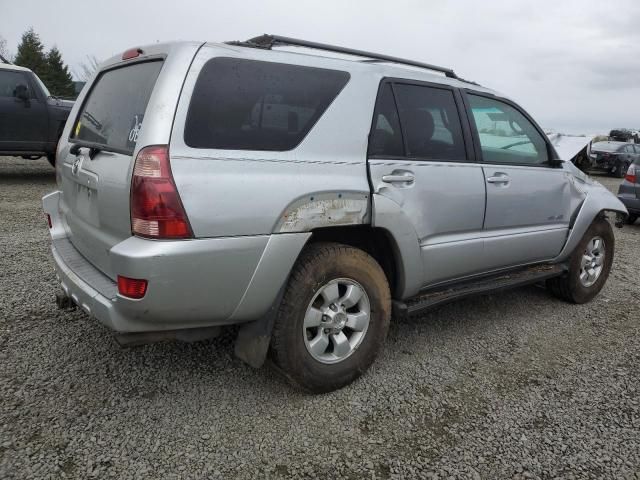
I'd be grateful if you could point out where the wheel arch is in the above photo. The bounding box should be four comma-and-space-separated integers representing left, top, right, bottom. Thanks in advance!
554, 186, 628, 262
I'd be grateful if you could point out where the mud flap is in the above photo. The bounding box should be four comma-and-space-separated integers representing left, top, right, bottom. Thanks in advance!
234, 283, 287, 368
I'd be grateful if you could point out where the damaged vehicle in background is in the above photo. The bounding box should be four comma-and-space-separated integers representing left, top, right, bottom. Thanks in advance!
610, 128, 639, 144
43, 36, 628, 393
589, 141, 639, 178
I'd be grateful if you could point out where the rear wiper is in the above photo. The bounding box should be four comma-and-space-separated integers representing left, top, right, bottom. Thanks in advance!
69, 142, 102, 159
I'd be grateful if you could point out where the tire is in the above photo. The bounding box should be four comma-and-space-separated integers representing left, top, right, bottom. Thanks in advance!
547, 217, 614, 304
627, 214, 638, 225
611, 162, 626, 178
270, 242, 391, 393
46, 154, 55, 168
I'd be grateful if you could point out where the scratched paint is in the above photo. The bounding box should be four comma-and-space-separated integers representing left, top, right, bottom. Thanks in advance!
276, 194, 369, 233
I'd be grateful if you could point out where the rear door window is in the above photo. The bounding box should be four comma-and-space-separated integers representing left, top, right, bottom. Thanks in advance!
71, 60, 163, 154
369, 84, 404, 157
184, 58, 349, 151
393, 84, 467, 161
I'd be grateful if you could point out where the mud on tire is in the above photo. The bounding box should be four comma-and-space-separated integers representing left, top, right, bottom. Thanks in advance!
270, 242, 391, 393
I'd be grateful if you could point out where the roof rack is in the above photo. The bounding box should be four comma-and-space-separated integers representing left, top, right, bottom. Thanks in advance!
0, 53, 11, 65
226, 34, 459, 79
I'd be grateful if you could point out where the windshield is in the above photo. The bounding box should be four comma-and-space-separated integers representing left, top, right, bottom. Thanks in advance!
71, 60, 163, 154
33, 74, 50, 97
592, 142, 623, 152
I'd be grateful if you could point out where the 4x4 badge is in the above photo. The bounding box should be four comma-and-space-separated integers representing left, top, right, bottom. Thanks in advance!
71, 156, 82, 176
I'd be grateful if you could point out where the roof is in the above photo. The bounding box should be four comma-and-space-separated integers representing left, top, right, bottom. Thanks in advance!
0, 63, 32, 73
97, 38, 502, 99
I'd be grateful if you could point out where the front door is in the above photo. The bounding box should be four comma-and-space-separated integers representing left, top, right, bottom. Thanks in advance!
368, 81, 486, 288
0, 69, 47, 152
464, 92, 576, 271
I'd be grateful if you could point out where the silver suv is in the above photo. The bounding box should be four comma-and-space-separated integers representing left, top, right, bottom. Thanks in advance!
43, 35, 628, 392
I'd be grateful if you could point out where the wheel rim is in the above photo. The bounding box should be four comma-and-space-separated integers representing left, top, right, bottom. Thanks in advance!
303, 278, 371, 364
579, 236, 606, 287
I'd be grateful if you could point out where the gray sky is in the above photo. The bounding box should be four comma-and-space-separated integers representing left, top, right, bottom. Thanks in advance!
2, 0, 639, 134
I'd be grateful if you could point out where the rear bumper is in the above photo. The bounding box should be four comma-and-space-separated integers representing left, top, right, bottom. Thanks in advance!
618, 193, 640, 215
589, 160, 617, 172
43, 191, 310, 333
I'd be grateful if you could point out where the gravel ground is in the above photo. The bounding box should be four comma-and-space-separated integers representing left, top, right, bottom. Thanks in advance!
1, 156, 639, 480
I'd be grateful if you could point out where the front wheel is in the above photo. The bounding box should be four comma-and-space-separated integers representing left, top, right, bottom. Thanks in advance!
270, 242, 391, 393
627, 214, 638, 225
547, 217, 614, 304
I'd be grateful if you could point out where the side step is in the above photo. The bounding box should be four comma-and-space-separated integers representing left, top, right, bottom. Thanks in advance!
393, 263, 567, 319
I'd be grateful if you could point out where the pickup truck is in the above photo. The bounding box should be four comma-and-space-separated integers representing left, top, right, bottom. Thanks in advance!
0, 63, 73, 167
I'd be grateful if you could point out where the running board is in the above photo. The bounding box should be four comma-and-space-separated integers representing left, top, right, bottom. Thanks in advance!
393, 263, 567, 319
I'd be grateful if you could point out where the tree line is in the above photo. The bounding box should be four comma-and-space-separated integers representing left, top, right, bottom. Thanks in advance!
2, 28, 76, 98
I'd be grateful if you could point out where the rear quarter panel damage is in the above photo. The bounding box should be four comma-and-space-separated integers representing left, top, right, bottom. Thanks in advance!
274, 192, 370, 233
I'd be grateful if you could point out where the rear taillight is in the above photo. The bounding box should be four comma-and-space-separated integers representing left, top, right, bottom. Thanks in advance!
45, 214, 52, 229
117, 276, 148, 299
625, 164, 637, 184
130, 145, 192, 239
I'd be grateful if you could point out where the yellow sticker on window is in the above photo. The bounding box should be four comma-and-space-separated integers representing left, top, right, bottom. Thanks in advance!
75, 121, 81, 136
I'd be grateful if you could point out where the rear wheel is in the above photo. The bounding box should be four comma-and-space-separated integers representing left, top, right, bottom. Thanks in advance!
627, 214, 638, 225
46, 154, 55, 168
270, 242, 391, 393
612, 161, 627, 178
547, 217, 614, 304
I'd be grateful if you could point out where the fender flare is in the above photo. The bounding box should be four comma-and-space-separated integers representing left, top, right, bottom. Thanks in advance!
554, 185, 628, 262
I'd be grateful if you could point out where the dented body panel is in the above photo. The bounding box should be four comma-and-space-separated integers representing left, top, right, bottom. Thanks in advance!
553, 162, 628, 262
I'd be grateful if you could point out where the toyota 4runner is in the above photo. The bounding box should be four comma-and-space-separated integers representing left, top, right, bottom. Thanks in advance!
43, 36, 628, 392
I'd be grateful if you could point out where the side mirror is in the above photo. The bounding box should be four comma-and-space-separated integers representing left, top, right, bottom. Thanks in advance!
14, 84, 29, 101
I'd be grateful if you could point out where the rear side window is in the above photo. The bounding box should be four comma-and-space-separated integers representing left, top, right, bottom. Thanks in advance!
184, 58, 349, 151
467, 94, 548, 165
72, 60, 163, 154
393, 84, 467, 161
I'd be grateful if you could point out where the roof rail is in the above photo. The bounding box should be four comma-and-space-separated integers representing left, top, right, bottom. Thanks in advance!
226, 34, 458, 79
0, 53, 11, 65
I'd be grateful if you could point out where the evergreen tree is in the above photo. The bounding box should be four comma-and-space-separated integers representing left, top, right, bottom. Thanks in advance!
45, 47, 75, 97
13, 28, 47, 78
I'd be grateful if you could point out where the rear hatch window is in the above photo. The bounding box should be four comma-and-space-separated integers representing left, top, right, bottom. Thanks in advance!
71, 60, 163, 154
184, 58, 349, 151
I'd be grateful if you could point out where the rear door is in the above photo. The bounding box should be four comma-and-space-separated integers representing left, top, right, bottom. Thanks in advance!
60, 60, 164, 277
368, 80, 487, 287
0, 69, 48, 151
463, 92, 575, 270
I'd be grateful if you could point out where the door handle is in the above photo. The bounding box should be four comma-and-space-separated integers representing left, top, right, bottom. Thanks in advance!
382, 173, 415, 184
486, 173, 510, 184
